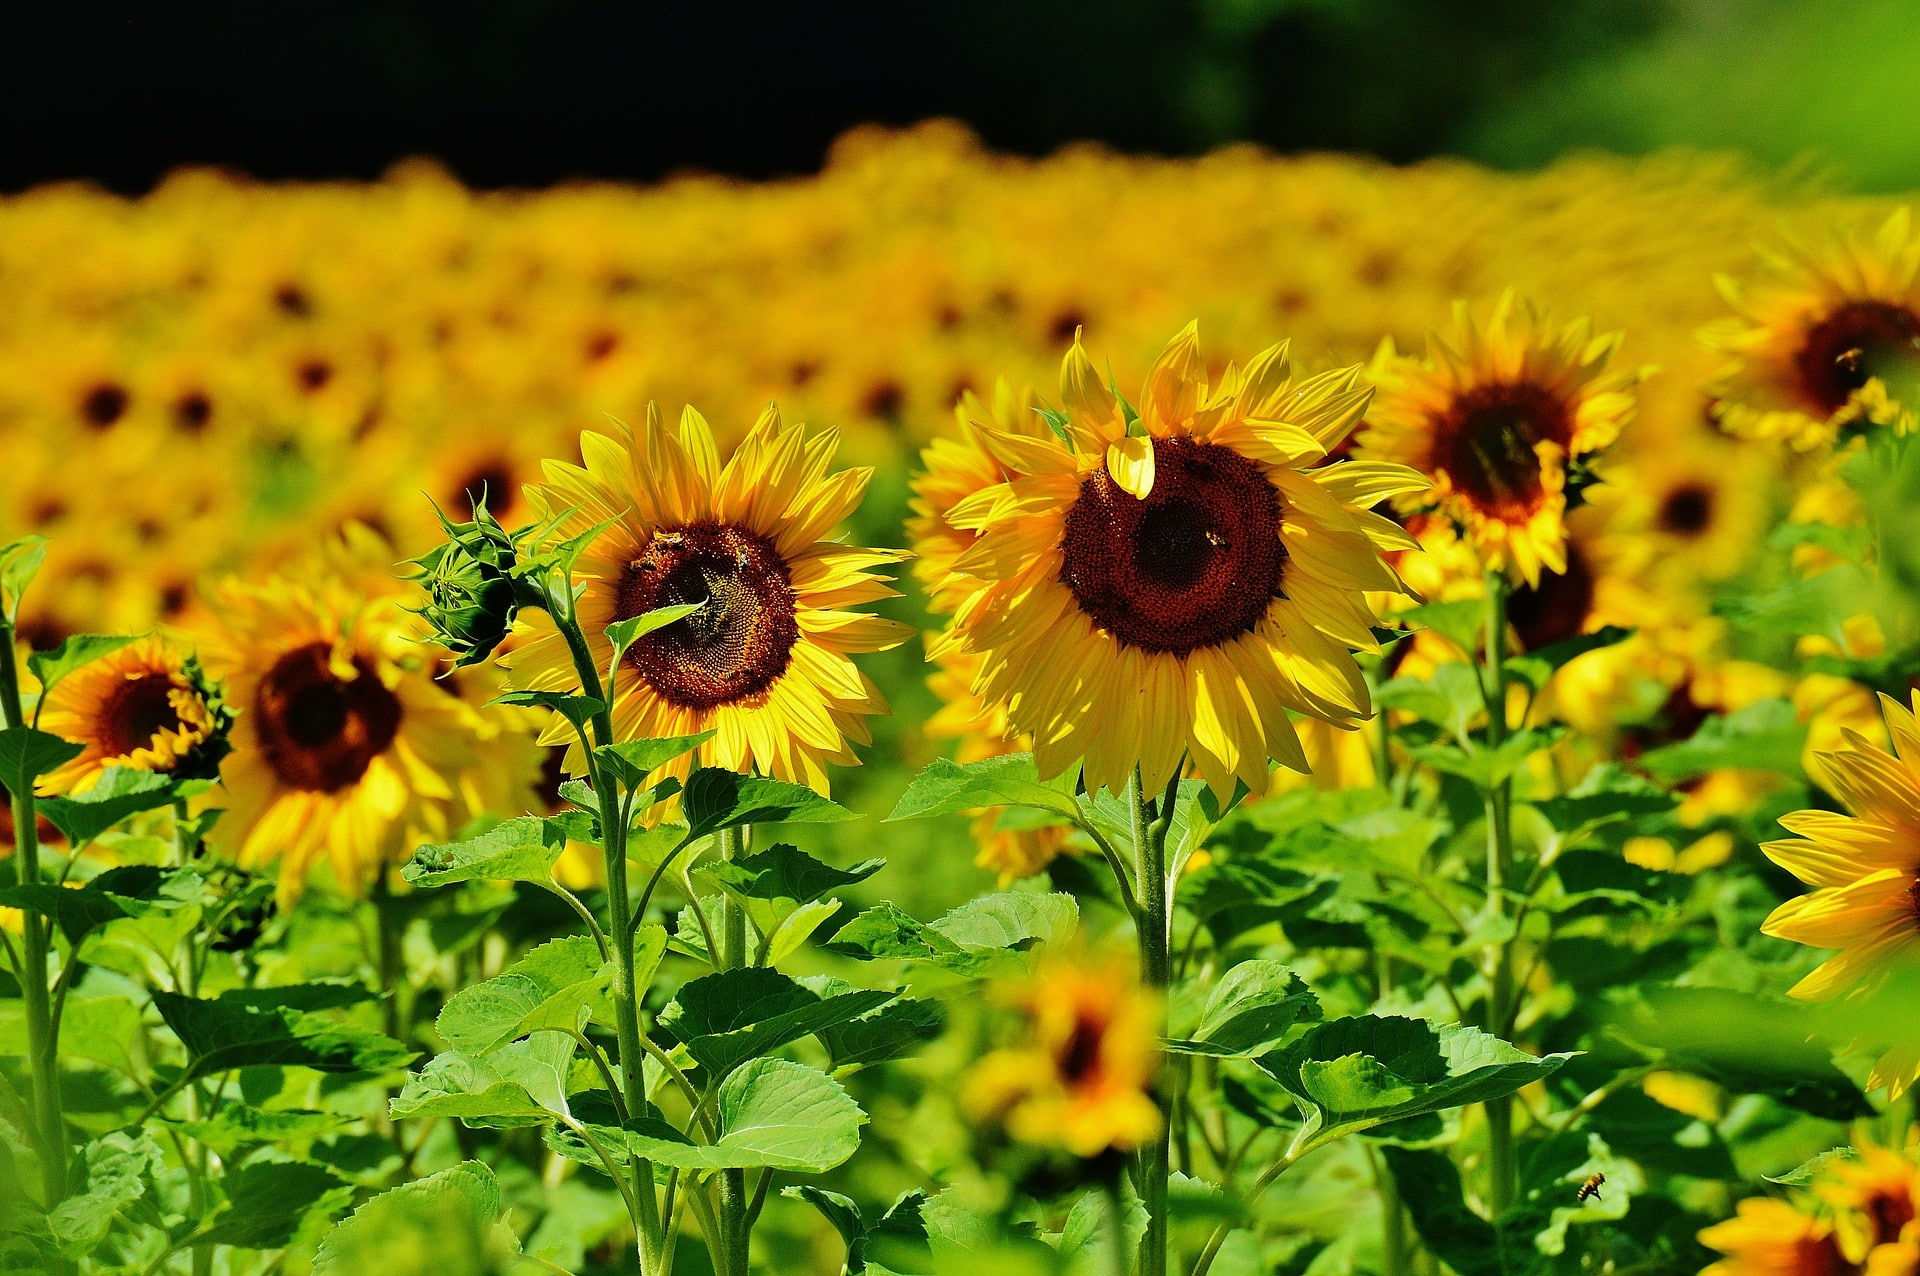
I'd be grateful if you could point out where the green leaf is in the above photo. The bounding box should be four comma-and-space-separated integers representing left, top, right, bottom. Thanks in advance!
1531, 765, 1677, 840
0, 993, 142, 1076
784, 1186, 868, 1265
614, 1058, 865, 1173
824, 893, 1078, 974
391, 1032, 576, 1127
313, 1161, 507, 1276
698, 842, 884, 937
0, 534, 47, 621
1377, 663, 1485, 740
1765, 1146, 1856, 1186
606, 603, 704, 667
1408, 727, 1557, 788
1400, 600, 1486, 654
1165, 960, 1321, 1058
660, 967, 896, 1078
403, 816, 569, 887
436, 933, 635, 1054
490, 689, 606, 735
764, 898, 844, 965
38, 766, 178, 845
887, 753, 1080, 822
1635, 698, 1807, 783
45, 1132, 163, 1257
0, 725, 83, 794
0, 863, 175, 945
151, 987, 413, 1082
25, 633, 142, 699
197, 1159, 353, 1250
817, 997, 946, 1071
595, 730, 714, 787
171, 1106, 346, 1159
1260, 1016, 1574, 1145
682, 768, 856, 839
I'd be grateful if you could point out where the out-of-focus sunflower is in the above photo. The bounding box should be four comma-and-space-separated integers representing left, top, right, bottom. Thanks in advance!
938, 324, 1422, 799
1586, 428, 1776, 590
1698, 1198, 1850, 1276
36, 636, 231, 795
907, 381, 1044, 616
1762, 692, 1920, 1098
198, 534, 503, 902
1361, 292, 1644, 586
962, 949, 1162, 1158
508, 403, 912, 795
924, 645, 1073, 883
1705, 208, 1920, 449
1818, 1142, 1920, 1266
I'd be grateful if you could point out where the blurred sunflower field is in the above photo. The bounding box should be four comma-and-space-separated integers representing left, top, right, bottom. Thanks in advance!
7, 104, 1920, 1276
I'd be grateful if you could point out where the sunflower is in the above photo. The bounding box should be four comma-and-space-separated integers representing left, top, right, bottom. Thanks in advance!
962, 949, 1163, 1157
935, 324, 1422, 799
907, 380, 1045, 617
507, 403, 912, 795
35, 637, 231, 796
1360, 292, 1643, 586
1704, 208, 1920, 449
1819, 1142, 1920, 1265
924, 645, 1074, 883
1698, 1198, 1851, 1276
198, 534, 507, 901
1762, 692, 1920, 1098
1585, 426, 1776, 590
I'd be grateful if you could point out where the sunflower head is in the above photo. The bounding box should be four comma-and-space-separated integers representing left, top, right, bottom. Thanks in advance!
934, 323, 1424, 799
1818, 1142, 1920, 1263
508, 402, 911, 796
907, 380, 1045, 616
405, 495, 543, 669
1705, 208, 1920, 449
1698, 1198, 1850, 1276
36, 637, 233, 796
962, 949, 1163, 1159
1360, 292, 1644, 586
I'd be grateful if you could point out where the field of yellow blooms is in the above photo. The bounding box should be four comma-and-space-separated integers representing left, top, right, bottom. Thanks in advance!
3, 122, 1920, 1276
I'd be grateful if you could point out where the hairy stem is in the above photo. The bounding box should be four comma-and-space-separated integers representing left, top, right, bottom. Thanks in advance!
1480, 570, 1517, 1214
1130, 766, 1173, 1276
715, 822, 753, 1276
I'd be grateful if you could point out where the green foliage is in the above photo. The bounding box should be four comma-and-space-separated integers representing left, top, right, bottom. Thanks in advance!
580, 1058, 867, 1173
682, 767, 858, 837
314, 1161, 513, 1276
660, 966, 896, 1077
403, 816, 571, 886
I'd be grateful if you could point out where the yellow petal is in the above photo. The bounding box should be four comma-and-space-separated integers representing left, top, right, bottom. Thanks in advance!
1106, 436, 1156, 499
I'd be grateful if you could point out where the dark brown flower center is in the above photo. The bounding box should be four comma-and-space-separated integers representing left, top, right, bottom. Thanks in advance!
615, 522, 799, 711
173, 390, 213, 433
1656, 483, 1713, 536
452, 459, 518, 516
1435, 382, 1573, 519
1794, 300, 1920, 413
1059, 437, 1285, 656
1057, 1009, 1109, 1086
255, 642, 402, 792
100, 674, 188, 759
81, 383, 129, 429
1507, 540, 1596, 652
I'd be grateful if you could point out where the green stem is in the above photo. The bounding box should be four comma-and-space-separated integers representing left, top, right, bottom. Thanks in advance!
556, 614, 665, 1273
715, 823, 753, 1276
0, 622, 65, 1202
1371, 1145, 1409, 1276
1130, 767, 1173, 1276
1479, 570, 1517, 1215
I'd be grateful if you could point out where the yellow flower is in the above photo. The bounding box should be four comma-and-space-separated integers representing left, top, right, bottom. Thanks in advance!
36, 636, 229, 795
1705, 208, 1920, 449
1698, 1198, 1851, 1276
907, 381, 1046, 617
1360, 292, 1644, 586
1818, 1142, 1920, 1265
962, 950, 1162, 1157
924, 645, 1074, 883
508, 403, 912, 795
1762, 692, 1920, 1098
937, 324, 1423, 799
197, 535, 507, 902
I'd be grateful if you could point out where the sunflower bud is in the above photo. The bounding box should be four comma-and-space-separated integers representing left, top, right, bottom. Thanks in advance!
407, 499, 537, 669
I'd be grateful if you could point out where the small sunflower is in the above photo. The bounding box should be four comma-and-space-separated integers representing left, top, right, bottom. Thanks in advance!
1698, 1198, 1850, 1276
508, 403, 912, 795
924, 645, 1074, 883
36, 636, 231, 795
1361, 292, 1643, 586
907, 380, 1045, 616
962, 950, 1162, 1158
1818, 1142, 1920, 1265
1705, 208, 1920, 449
1762, 692, 1920, 1098
198, 536, 506, 901
936, 324, 1423, 799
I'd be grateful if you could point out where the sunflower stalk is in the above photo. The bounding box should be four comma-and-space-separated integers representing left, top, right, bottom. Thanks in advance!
0, 616, 67, 1203
1479, 569, 1519, 1214
715, 821, 755, 1276
1129, 765, 1179, 1276
556, 609, 669, 1275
